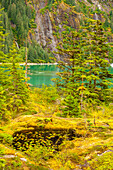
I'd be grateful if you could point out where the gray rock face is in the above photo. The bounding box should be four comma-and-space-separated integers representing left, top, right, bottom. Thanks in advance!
33, 0, 112, 61
33, 1, 81, 60
34, 0, 57, 52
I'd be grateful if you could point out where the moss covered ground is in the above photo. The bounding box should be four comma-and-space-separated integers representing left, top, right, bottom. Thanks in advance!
1, 87, 113, 169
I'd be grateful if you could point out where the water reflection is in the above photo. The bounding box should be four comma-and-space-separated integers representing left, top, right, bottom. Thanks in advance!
27, 64, 113, 88
27, 65, 59, 87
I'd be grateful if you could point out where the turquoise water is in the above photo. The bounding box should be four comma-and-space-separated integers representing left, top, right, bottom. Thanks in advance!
27, 65, 59, 87
27, 65, 113, 87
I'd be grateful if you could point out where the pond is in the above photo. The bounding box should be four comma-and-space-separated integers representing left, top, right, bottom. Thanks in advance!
27, 64, 113, 88
27, 64, 59, 87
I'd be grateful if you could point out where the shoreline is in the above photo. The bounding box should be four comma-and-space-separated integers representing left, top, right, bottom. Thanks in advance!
1, 63, 113, 67
0, 63, 58, 65
20, 63, 58, 66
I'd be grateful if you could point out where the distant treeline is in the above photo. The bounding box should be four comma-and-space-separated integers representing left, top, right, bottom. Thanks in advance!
0, 0, 53, 63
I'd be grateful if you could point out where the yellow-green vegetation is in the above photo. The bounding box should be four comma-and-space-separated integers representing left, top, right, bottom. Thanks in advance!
0, 0, 113, 169
1, 87, 113, 169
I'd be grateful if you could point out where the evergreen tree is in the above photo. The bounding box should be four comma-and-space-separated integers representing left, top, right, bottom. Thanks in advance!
54, 19, 113, 117
83, 19, 113, 105
0, 6, 13, 53
0, 13, 8, 119
55, 25, 85, 117
4, 44, 29, 115
8, 3, 16, 24
0, 26, 29, 120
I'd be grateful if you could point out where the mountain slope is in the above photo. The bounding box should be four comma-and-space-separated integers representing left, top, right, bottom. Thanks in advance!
0, 0, 113, 62
34, 0, 113, 54
0, 0, 52, 63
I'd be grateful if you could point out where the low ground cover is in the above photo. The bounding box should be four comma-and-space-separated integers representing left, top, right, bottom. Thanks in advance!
0, 87, 113, 169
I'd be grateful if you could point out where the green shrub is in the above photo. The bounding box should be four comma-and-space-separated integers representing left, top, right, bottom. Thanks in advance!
89, 151, 113, 169
0, 133, 13, 145
0, 159, 6, 169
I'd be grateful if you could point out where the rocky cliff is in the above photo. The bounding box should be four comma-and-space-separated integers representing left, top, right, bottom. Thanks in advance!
32, 0, 113, 59
0, 0, 113, 62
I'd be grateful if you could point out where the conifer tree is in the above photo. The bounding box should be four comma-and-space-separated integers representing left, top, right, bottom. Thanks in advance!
55, 26, 85, 117
4, 44, 29, 115
0, 13, 8, 119
0, 22, 29, 119
54, 19, 113, 117
83, 19, 113, 105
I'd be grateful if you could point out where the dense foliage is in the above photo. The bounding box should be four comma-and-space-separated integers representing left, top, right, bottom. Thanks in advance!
1, 87, 113, 169
0, 0, 33, 47
83, 19, 113, 104
0, 19, 29, 120
0, 0, 52, 63
54, 26, 85, 117
0, 1, 113, 170
0, 0, 113, 63
54, 19, 113, 117
27, 40, 53, 63
47, 0, 113, 33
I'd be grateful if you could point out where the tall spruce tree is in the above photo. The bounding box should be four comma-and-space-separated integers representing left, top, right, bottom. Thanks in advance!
0, 12, 9, 119
55, 25, 85, 117
4, 44, 29, 116
0, 31, 29, 119
83, 19, 113, 105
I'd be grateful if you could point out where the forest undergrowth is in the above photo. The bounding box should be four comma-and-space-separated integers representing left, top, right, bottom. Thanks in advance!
1, 86, 113, 170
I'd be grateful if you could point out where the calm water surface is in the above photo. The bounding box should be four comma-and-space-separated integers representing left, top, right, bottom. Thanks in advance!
27, 65, 59, 87
27, 65, 113, 87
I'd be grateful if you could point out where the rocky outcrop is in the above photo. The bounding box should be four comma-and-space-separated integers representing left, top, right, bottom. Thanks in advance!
33, 0, 113, 60
33, 1, 81, 60
34, 0, 56, 51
